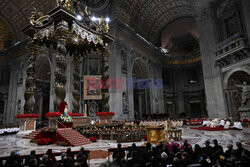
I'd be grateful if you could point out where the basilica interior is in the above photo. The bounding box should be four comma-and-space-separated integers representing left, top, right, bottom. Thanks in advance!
0, 0, 250, 167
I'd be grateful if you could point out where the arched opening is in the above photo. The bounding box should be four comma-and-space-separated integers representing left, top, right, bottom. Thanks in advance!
188, 96, 202, 118
35, 55, 51, 121
132, 58, 150, 120
225, 71, 250, 119
161, 17, 205, 119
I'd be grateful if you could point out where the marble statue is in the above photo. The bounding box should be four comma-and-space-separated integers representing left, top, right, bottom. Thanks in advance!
235, 81, 250, 108
122, 92, 129, 114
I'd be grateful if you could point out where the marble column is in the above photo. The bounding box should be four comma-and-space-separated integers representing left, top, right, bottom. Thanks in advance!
197, 8, 227, 118
53, 37, 67, 112
241, 0, 250, 42
24, 42, 40, 114
2, 94, 8, 123
101, 46, 110, 112
71, 54, 81, 113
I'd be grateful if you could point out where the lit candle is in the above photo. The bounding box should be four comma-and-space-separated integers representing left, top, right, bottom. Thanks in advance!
84, 104, 87, 117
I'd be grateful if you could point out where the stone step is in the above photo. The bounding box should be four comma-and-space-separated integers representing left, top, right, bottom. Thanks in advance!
23, 129, 42, 140
56, 128, 91, 147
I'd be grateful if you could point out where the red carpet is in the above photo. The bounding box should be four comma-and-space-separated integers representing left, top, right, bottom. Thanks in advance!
57, 128, 91, 146
23, 129, 42, 139
190, 126, 232, 131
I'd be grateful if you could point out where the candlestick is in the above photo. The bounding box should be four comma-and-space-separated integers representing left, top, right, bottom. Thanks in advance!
84, 103, 87, 117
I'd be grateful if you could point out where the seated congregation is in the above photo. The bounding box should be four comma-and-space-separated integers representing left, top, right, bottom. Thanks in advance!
109, 140, 250, 167
1, 148, 89, 167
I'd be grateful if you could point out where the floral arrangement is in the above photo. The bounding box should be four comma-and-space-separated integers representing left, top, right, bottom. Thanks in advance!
41, 126, 57, 133
90, 136, 97, 142
16, 114, 40, 118
45, 112, 60, 117
96, 112, 115, 117
37, 138, 51, 145
69, 113, 84, 116
58, 114, 73, 123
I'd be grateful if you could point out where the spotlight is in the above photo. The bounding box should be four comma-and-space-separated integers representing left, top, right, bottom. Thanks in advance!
105, 17, 110, 23
76, 14, 83, 21
91, 16, 99, 22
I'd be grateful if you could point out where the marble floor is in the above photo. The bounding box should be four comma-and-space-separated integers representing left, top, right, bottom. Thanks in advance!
0, 127, 250, 167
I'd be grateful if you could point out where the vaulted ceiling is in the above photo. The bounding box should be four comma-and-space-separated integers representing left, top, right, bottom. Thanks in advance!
114, 0, 209, 45
0, 0, 210, 45
0, 0, 56, 42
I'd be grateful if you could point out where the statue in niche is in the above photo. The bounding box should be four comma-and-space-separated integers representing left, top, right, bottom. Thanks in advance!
89, 101, 98, 117
122, 92, 129, 114
121, 50, 127, 73
235, 81, 250, 109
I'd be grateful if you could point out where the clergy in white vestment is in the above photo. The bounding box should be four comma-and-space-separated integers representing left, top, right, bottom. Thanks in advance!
233, 121, 243, 130
224, 121, 231, 129
219, 119, 225, 126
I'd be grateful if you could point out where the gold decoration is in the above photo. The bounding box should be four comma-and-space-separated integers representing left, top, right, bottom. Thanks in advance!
30, 8, 50, 26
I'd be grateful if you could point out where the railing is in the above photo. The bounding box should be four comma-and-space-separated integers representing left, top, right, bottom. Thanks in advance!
216, 37, 248, 58
216, 34, 243, 48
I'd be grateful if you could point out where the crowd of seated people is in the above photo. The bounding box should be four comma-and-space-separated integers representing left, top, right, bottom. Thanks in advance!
202, 118, 243, 130
0, 125, 19, 135
1, 148, 88, 167
109, 140, 250, 167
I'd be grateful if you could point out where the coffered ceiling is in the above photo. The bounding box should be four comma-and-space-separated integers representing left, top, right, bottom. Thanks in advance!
114, 0, 208, 45
0, 0, 56, 42
0, 0, 209, 45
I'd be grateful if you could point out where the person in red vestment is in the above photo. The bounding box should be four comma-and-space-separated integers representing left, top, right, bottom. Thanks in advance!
59, 101, 68, 115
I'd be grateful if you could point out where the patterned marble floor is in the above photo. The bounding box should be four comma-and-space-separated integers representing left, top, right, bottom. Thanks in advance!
0, 127, 249, 167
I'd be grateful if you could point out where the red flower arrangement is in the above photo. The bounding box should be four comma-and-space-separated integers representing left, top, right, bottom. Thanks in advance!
36, 138, 51, 145
90, 137, 97, 142
96, 112, 115, 117
16, 114, 40, 118
45, 112, 60, 117
69, 113, 84, 116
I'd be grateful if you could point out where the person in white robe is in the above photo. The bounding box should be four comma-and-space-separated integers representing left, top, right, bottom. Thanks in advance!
233, 121, 243, 130
219, 119, 225, 126
224, 121, 231, 129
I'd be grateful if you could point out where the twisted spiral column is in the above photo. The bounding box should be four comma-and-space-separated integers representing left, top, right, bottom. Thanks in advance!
24, 42, 40, 114
53, 37, 67, 112
101, 46, 110, 112
71, 54, 81, 113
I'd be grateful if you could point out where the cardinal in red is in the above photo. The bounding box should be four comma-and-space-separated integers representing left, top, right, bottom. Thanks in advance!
59, 101, 67, 114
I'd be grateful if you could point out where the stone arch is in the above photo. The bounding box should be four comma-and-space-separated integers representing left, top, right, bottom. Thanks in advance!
223, 70, 250, 119
223, 67, 250, 89
132, 57, 151, 120
35, 53, 52, 120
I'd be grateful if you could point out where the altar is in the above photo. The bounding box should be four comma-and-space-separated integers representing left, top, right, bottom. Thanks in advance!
146, 126, 165, 144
